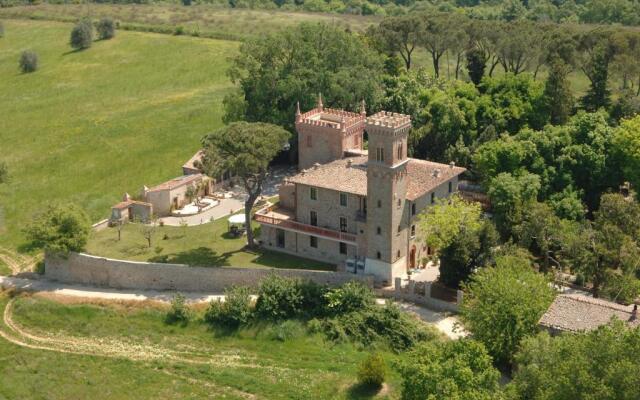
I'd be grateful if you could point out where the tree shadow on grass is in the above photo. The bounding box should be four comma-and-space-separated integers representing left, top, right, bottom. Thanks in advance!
148, 246, 230, 267
346, 383, 384, 399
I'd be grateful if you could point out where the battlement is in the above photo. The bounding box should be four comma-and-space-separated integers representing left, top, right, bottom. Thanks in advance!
366, 111, 411, 130
297, 107, 365, 132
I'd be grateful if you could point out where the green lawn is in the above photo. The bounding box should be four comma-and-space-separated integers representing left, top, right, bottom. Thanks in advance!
0, 19, 237, 249
86, 218, 334, 270
0, 293, 407, 399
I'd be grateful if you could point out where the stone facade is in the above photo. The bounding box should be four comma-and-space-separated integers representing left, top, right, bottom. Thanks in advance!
45, 252, 374, 292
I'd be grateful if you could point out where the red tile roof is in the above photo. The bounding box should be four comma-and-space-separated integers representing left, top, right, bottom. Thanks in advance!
147, 174, 203, 193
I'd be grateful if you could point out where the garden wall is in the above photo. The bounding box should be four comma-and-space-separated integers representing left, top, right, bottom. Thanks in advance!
44, 252, 374, 292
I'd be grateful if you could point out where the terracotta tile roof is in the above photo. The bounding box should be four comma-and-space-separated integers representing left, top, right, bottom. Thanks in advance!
147, 174, 203, 193
183, 150, 204, 173
111, 200, 152, 210
539, 294, 640, 333
287, 156, 465, 200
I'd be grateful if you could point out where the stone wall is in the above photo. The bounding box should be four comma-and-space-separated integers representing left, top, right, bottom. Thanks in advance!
45, 252, 373, 292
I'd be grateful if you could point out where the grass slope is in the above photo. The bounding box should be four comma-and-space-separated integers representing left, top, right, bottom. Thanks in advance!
86, 218, 334, 270
0, 20, 237, 248
0, 293, 406, 399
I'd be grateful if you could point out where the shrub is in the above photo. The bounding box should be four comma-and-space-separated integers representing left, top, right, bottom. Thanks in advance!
320, 302, 438, 352
323, 281, 375, 316
174, 26, 185, 35
357, 353, 387, 388
165, 293, 191, 325
96, 17, 116, 40
19, 50, 38, 73
70, 19, 93, 50
204, 286, 252, 329
23, 204, 91, 255
262, 320, 305, 342
254, 274, 303, 320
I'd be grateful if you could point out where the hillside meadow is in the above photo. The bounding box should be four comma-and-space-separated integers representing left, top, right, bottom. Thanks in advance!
0, 19, 237, 248
0, 292, 409, 399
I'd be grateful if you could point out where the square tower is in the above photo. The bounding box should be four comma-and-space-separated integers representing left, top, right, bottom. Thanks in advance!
364, 111, 412, 284
295, 96, 366, 170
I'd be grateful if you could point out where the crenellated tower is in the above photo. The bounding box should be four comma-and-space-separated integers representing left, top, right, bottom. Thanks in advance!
364, 111, 412, 283
295, 95, 366, 170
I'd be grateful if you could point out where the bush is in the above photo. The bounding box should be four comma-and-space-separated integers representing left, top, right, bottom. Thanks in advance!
96, 17, 116, 40
165, 293, 191, 325
174, 26, 185, 35
320, 302, 437, 352
19, 50, 38, 73
255, 274, 304, 320
357, 353, 387, 388
23, 204, 91, 255
204, 286, 253, 329
262, 320, 305, 342
323, 281, 375, 316
70, 19, 93, 50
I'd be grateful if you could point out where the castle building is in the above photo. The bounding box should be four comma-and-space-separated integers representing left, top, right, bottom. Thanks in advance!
255, 97, 465, 284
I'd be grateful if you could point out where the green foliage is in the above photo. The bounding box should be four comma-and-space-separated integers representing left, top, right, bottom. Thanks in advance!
601, 272, 640, 304
460, 255, 556, 366
226, 22, 384, 131
204, 286, 253, 329
417, 194, 483, 252
399, 339, 502, 400
323, 281, 375, 316
439, 220, 499, 288
96, 17, 116, 40
613, 115, 640, 196
164, 293, 191, 325
487, 171, 541, 239
201, 121, 289, 246
357, 353, 387, 388
254, 274, 304, 321
466, 47, 486, 86
320, 302, 437, 352
23, 204, 91, 256
19, 50, 38, 73
70, 19, 93, 50
543, 59, 574, 125
509, 321, 640, 400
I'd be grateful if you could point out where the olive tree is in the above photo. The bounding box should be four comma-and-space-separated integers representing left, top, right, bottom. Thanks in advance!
19, 50, 38, 73
96, 17, 116, 40
70, 19, 93, 50
23, 204, 91, 256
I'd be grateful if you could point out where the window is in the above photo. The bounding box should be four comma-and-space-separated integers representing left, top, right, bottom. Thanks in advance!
306, 135, 312, 148
310, 236, 318, 248
340, 216, 347, 232
376, 226, 381, 235
376, 251, 381, 260
276, 229, 285, 248
431, 192, 436, 204
411, 225, 416, 237
397, 199, 401, 208
310, 211, 318, 226
411, 203, 416, 216
448, 181, 453, 193
397, 250, 401, 259
340, 193, 348, 207
376, 147, 385, 162
397, 142, 403, 160
339, 242, 347, 255
397, 225, 401, 235
310, 187, 317, 200
377, 200, 382, 208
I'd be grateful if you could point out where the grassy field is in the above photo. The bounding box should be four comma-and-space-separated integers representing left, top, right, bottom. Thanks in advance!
86, 217, 334, 270
0, 3, 378, 41
0, 293, 409, 399
0, 19, 237, 249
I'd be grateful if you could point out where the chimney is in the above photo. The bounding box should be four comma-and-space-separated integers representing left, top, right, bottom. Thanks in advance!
360, 99, 366, 116
295, 101, 302, 123
433, 169, 441, 178
449, 161, 455, 169
317, 93, 324, 112
123, 192, 131, 202
313, 163, 321, 170
347, 159, 353, 168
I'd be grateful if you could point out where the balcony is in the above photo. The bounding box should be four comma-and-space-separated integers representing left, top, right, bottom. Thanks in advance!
255, 206, 357, 244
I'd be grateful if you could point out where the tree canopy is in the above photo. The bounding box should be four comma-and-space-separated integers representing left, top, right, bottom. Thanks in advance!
201, 122, 289, 247
23, 204, 91, 255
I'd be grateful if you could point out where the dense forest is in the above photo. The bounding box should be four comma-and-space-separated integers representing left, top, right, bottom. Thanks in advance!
4, 0, 640, 25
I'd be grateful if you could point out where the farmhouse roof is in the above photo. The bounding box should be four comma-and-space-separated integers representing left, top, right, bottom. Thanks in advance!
147, 174, 203, 193
539, 293, 640, 333
182, 150, 205, 174
111, 200, 152, 210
